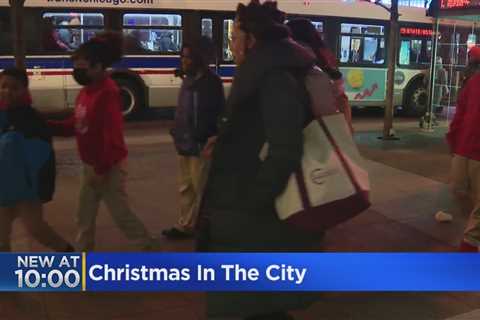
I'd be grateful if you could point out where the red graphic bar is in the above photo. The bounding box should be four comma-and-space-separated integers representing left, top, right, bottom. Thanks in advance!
354, 83, 379, 100
400, 27, 433, 37
441, 0, 480, 10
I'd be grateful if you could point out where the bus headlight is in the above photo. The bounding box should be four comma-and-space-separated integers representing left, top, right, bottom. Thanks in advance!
395, 71, 405, 85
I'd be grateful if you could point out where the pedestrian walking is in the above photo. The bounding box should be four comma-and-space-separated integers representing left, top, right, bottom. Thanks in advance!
163, 36, 225, 239
0, 67, 74, 252
447, 47, 480, 252
421, 56, 448, 127
196, 1, 322, 319
49, 32, 158, 252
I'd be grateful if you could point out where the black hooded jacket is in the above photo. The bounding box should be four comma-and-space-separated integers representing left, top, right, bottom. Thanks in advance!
197, 26, 322, 318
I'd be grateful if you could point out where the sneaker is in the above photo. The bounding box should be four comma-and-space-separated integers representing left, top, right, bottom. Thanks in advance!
161, 227, 194, 239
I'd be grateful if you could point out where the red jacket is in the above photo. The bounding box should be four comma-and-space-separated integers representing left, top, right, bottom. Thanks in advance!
447, 72, 480, 161
49, 76, 127, 175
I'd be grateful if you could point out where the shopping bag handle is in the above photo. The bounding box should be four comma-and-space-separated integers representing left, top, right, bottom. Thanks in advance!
315, 115, 363, 193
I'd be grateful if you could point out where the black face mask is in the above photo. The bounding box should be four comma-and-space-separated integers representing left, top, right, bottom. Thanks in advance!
72, 68, 92, 86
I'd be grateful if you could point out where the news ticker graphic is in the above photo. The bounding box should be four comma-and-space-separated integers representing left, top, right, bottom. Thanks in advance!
2, 253, 480, 292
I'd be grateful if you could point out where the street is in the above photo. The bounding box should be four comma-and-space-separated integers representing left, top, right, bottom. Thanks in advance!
1, 113, 480, 320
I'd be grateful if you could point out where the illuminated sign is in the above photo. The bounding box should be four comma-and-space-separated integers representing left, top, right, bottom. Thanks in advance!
400, 27, 434, 37
440, 0, 480, 10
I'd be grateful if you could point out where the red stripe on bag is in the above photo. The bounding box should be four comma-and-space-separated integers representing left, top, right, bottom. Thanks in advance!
284, 116, 371, 232
316, 117, 362, 193
286, 191, 370, 232
295, 167, 311, 209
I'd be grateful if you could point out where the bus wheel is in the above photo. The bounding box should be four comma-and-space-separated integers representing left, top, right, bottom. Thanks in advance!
114, 78, 144, 118
404, 82, 427, 117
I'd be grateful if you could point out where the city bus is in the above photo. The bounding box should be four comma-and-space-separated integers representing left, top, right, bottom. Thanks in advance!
0, 0, 433, 117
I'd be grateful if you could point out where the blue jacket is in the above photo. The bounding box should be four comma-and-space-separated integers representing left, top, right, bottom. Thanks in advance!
0, 108, 55, 207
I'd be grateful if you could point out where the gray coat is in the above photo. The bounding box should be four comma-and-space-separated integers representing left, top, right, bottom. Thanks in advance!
197, 37, 323, 317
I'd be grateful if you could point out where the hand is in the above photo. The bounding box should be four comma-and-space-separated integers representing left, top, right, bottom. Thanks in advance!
201, 136, 218, 159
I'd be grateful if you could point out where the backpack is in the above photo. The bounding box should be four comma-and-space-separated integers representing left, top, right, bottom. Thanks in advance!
0, 130, 51, 207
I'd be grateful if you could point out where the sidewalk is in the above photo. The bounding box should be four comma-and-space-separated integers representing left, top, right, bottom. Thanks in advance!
2, 120, 479, 320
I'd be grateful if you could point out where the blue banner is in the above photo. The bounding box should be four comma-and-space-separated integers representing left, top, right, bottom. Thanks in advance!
1, 253, 480, 292
0, 253, 83, 291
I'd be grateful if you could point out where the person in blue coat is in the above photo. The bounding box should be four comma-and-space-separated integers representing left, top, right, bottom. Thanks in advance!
0, 67, 74, 252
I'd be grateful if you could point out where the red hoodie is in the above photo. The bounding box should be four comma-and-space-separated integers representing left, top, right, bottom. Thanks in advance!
447, 72, 480, 161
49, 76, 127, 175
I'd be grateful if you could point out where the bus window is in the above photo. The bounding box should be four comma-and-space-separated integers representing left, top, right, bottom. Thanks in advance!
467, 33, 477, 50
311, 21, 323, 33
339, 23, 385, 65
285, 19, 324, 40
202, 19, 213, 39
42, 13, 104, 52
364, 37, 380, 62
123, 13, 182, 54
0, 14, 11, 55
399, 40, 411, 65
223, 19, 234, 62
311, 20, 325, 40
124, 13, 181, 27
398, 38, 432, 68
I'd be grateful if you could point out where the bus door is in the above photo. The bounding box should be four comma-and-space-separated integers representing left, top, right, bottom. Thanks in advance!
397, 25, 433, 115
219, 14, 235, 95
199, 13, 221, 75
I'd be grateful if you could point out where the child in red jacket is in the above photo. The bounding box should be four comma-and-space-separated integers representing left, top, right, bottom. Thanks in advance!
49, 33, 157, 252
447, 47, 480, 252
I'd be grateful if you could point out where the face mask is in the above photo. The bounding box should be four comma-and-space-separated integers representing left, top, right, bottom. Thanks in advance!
72, 68, 92, 86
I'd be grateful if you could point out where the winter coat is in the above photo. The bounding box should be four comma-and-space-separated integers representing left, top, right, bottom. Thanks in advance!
173, 69, 225, 156
197, 33, 323, 317
447, 72, 480, 160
